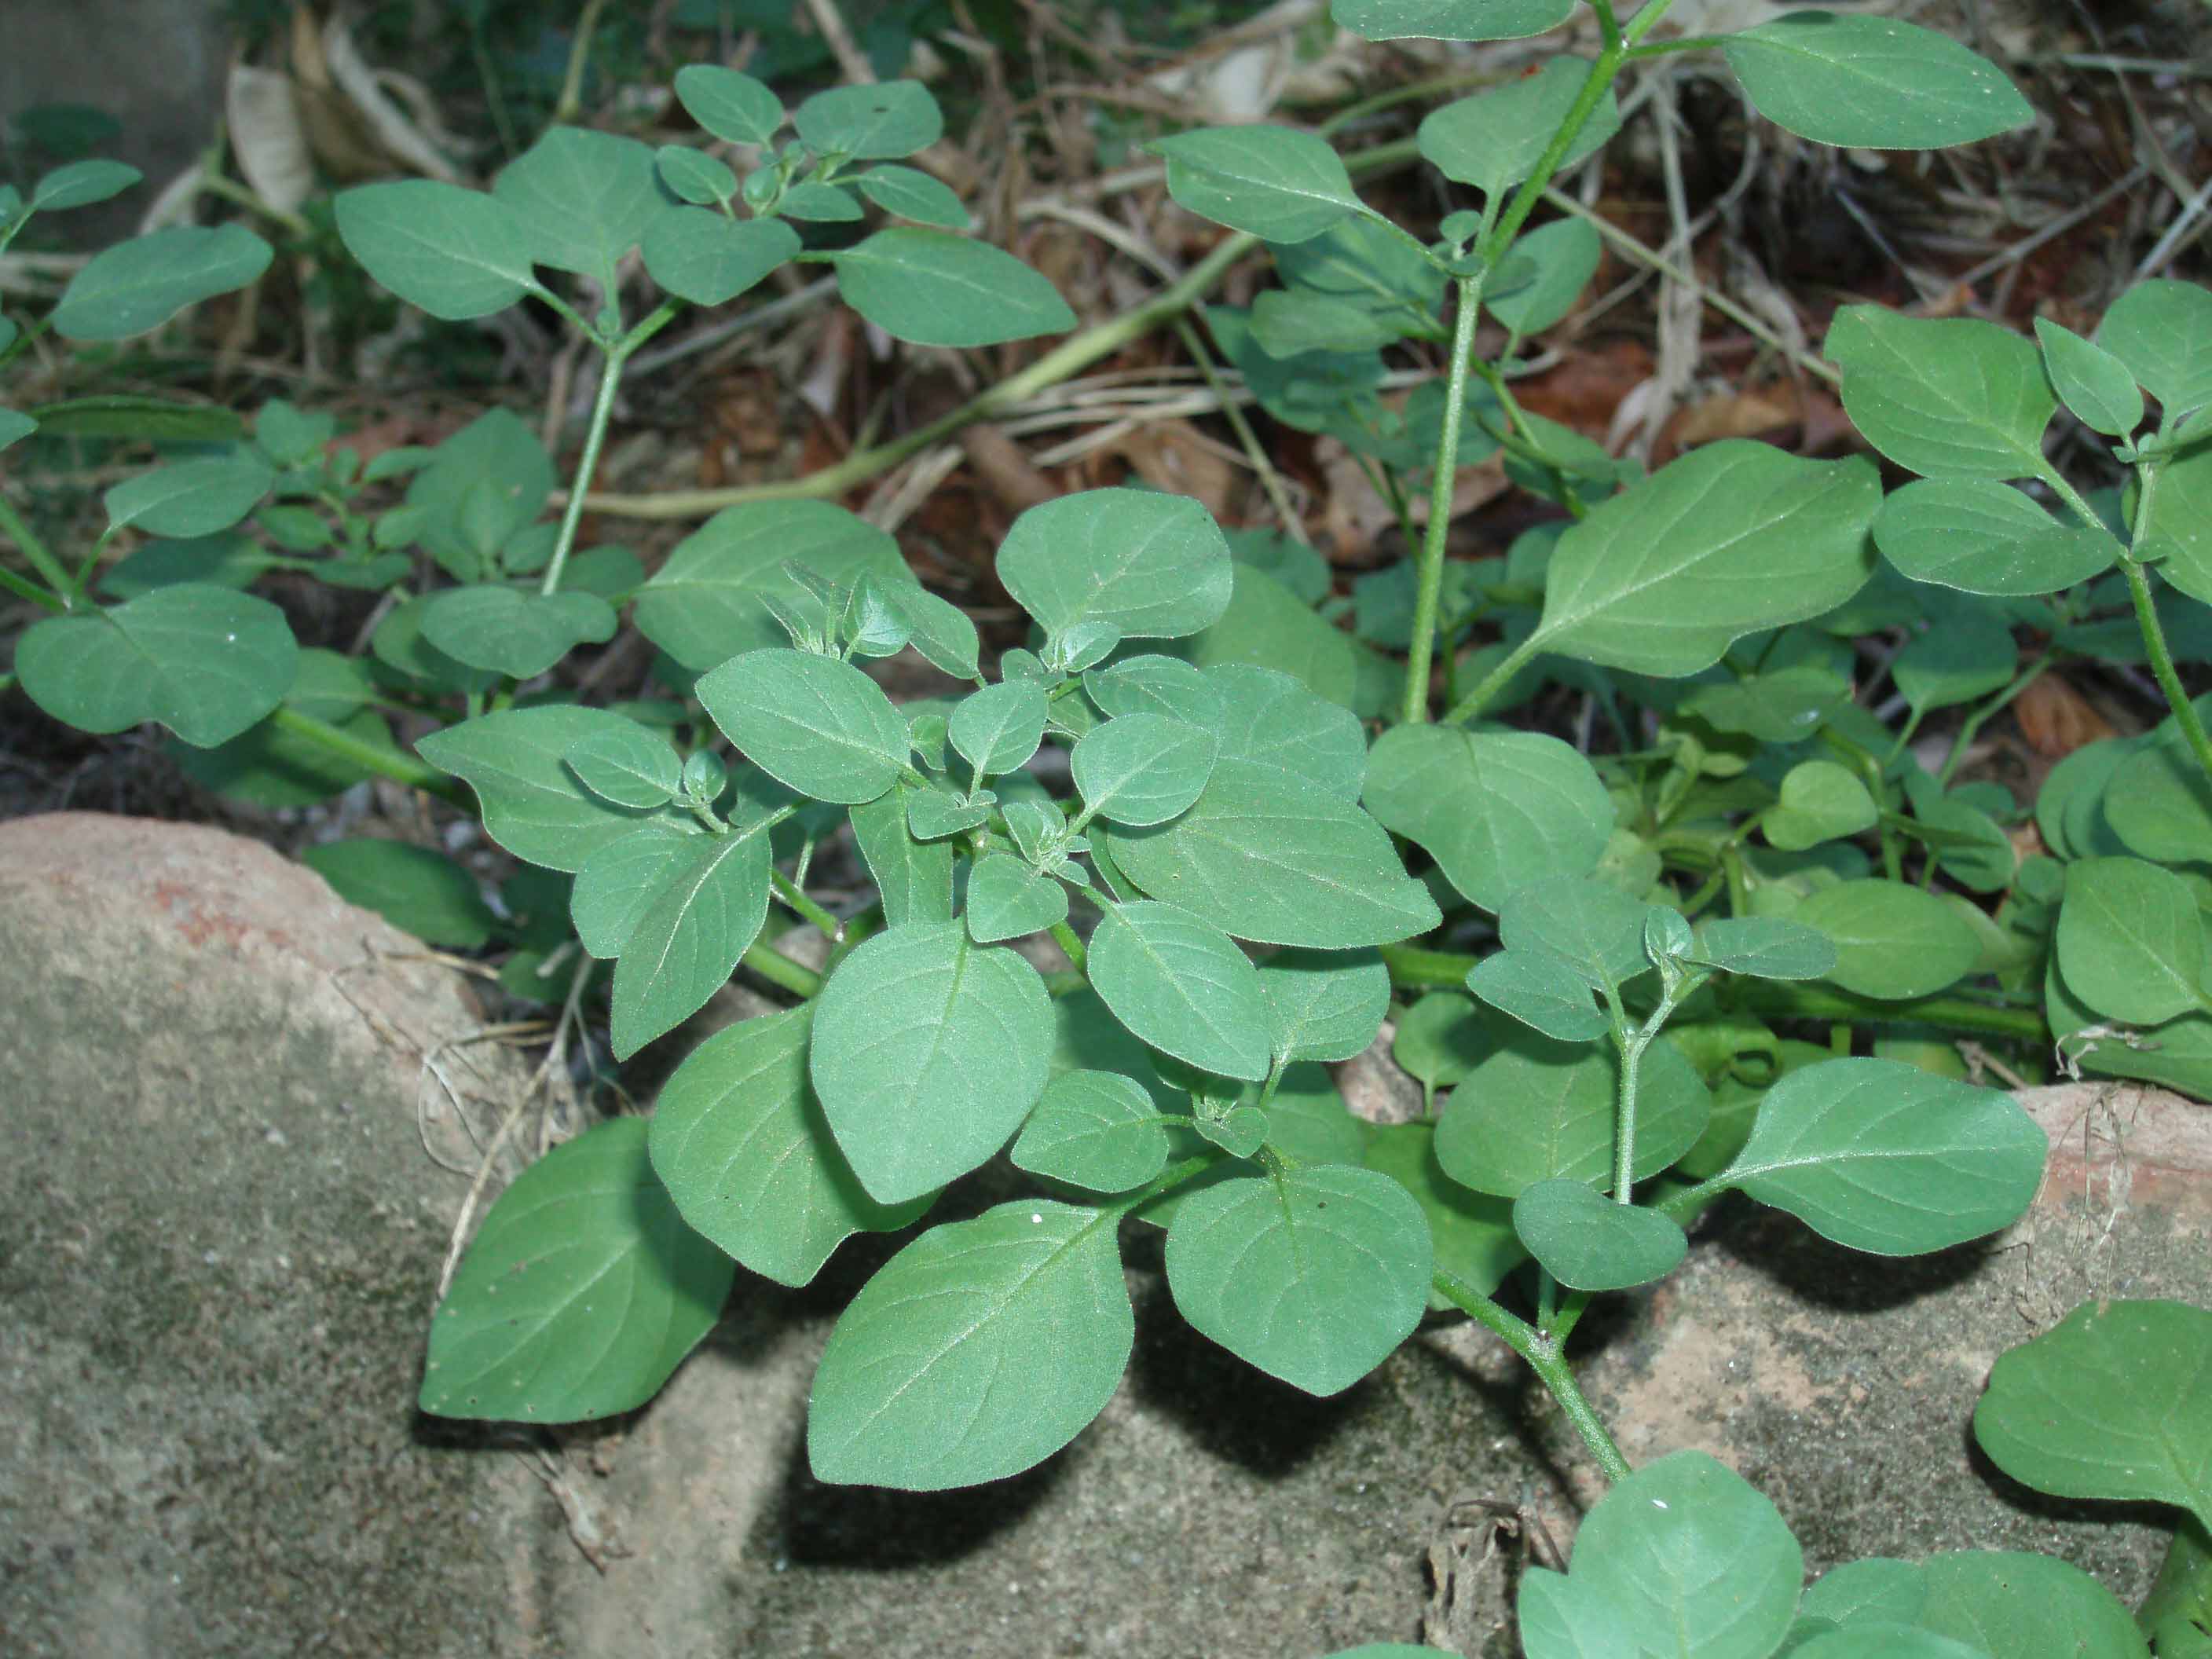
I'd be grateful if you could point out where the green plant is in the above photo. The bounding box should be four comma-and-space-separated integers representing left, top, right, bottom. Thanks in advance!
5, 11, 2212, 1656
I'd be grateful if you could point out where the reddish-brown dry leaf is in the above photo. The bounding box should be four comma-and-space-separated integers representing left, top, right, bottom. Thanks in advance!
2014, 674, 2118, 759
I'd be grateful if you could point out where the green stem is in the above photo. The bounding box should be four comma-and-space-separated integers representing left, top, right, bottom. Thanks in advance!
1401, 272, 1486, 726
0, 559, 64, 610
1049, 918, 1089, 976
2119, 558, 2212, 786
268, 705, 466, 802
772, 870, 844, 939
1938, 656, 2050, 786
1174, 316, 1308, 544
1606, 996, 1642, 1203
540, 302, 679, 595
1477, 19, 1631, 266
1441, 630, 1545, 725
0, 496, 81, 609
1379, 942, 2051, 1040
1432, 1269, 1632, 1485
741, 937, 824, 1000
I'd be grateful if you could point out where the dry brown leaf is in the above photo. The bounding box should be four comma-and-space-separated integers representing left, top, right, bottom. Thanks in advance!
1511, 339, 1654, 438
1094, 417, 1239, 521
958, 424, 1057, 514
2014, 673, 2118, 759
227, 67, 316, 214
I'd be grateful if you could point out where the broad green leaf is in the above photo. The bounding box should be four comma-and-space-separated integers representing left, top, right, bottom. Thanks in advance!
1166, 1165, 1430, 1394
1790, 1630, 1986, 1659
418, 706, 657, 872
1690, 917, 1837, 980
795, 79, 942, 159
1976, 1298, 2212, 1530
909, 786, 989, 840
1148, 126, 1363, 244
698, 647, 908, 804
1393, 992, 1492, 1098
1170, 564, 1360, 709
632, 499, 909, 669
0, 408, 34, 452
855, 163, 969, 228
1512, 1177, 1688, 1291
104, 454, 274, 538
172, 705, 401, 807
419, 586, 617, 679
1364, 1122, 1524, 1304
1682, 665, 1851, 742
1417, 58, 1623, 199
1792, 879, 1983, 999
2036, 317, 2144, 437
641, 208, 798, 305
1273, 214, 1443, 321
1251, 288, 1401, 356
879, 580, 980, 679
16, 584, 297, 749
2136, 408, 2212, 604
1071, 712, 1218, 826
50, 223, 273, 339
1800, 1558, 1928, 1628
1196, 1103, 1269, 1158
420, 1119, 731, 1422
1499, 875, 1653, 994
1893, 613, 2018, 712
492, 126, 659, 291
948, 679, 1047, 781
1086, 654, 1225, 727
849, 785, 955, 925
1365, 725, 1613, 913
1088, 900, 1273, 1081
1873, 477, 2117, 596
402, 407, 555, 583
570, 820, 706, 958
1569, 1451, 1804, 1659
1826, 307, 2053, 479
778, 181, 862, 222
965, 852, 1069, 944
2046, 955, 2212, 1105
96, 534, 272, 600
1257, 947, 1390, 1064
31, 158, 141, 211
1719, 1057, 2045, 1254
1914, 1551, 2149, 1659
997, 487, 1234, 642
2106, 738, 2212, 866
335, 182, 540, 320
2057, 857, 2212, 1027
1489, 216, 1602, 337
673, 64, 783, 145
1209, 664, 1368, 798
832, 228, 1076, 346
654, 145, 738, 206
609, 820, 775, 1058
1334, 0, 1575, 42
1765, 758, 1878, 851
1105, 759, 1441, 948
1529, 441, 1880, 676
649, 1007, 928, 1287
1466, 950, 1608, 1042
811, 919, 1054, 1203
1437, 1031, 1711, 1198
808, 1199, 1130, 1489
2098, 280, 2212, 419
300, 838, 497, 948
1722, 13, 2033, 148
564, 723, 681, 810
1011, 1069, 1170, 1192
1516, 1568, 1643, 1659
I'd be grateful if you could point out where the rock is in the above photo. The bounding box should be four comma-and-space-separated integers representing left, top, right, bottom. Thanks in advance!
9, 816, 2203, 1658
0, 813, 544, 1658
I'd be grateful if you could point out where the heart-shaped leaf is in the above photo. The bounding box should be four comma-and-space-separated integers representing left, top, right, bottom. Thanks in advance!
1512, 1177, 1687, 1291
1764, 758, 1878, 851
948, 679, 1049, 780
998, 488, 1235, 643
492, 126, 660, 291
641, 208, 799, 305
1256, 947, 1392, 1064
1826, 308, 2053, 479
1088, 900, 1274, 1081
420, 1118, 731, 1422
1974, 1298, 2212, 1532
419, 586, 618, 679
811, 919, 1054, 1203
795, 79, 943, 159
649, 1006, 930, 1288
808, 1200, 1130, 1489
2097, 280, 2212, 419
698, 647, 909, 804
1466, 950, 1609, 1042
1719, 1057, 2045, 1254
673, 64, 784, 145
1166, 1165, 1431, 1395
16, 584, 298, 748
